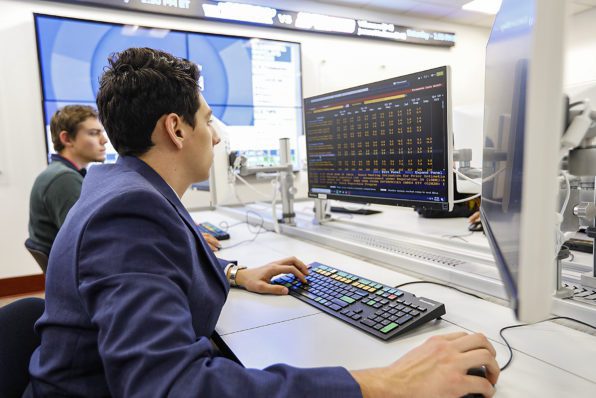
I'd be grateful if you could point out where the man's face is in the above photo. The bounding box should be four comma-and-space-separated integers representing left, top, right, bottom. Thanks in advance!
184, 94, 220, 182
71, 117, 108, 163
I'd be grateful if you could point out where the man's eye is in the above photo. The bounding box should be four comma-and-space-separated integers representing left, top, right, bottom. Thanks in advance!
207, 118, 214, 125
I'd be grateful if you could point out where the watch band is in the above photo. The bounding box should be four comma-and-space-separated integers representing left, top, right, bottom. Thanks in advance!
229, 265, 247, 287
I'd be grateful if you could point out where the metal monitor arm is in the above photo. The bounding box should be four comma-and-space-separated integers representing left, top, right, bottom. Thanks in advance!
559, 99, 596, 289
236, 138, 296, 226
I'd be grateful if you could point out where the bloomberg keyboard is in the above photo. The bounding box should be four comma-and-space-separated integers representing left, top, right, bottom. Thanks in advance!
272, 262, 446, 341
197, 222, 230, 240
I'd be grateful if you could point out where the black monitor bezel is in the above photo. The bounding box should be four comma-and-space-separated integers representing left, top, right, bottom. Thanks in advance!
480, 207, 519, 316
304, 65, 452, 211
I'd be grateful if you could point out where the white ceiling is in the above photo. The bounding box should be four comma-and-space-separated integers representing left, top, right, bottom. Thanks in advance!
313, 0, 596, 27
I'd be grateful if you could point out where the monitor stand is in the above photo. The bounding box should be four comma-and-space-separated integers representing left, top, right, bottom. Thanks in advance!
313, 199, 329, 225
312, 199, 381, 225
329, 206, 382, 215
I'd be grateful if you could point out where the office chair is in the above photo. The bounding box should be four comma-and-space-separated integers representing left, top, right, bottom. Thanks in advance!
0, 297, 45, 398
24, 239, 49, 273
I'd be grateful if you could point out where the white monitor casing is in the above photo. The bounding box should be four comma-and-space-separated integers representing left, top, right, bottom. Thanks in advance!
482, 0, 566, 323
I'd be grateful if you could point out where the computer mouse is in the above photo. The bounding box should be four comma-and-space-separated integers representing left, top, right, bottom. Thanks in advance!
468, 221, 483, 232
460, 367, 487, 398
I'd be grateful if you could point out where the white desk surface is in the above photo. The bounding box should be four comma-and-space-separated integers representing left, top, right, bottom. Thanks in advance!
191, 207, 596, 397
292, 201, 491, 248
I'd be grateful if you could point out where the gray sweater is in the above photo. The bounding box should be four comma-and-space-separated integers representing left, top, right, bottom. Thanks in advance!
28, 160, 84, 254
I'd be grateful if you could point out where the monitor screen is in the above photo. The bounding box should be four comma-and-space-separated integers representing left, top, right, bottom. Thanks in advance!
33, 14, 303, 170
480, 0, 564, 322
304, 66, 453, 210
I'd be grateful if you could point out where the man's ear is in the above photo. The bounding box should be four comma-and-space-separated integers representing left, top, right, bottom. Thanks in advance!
59, 130, 74, 147
163, 113, 185, 150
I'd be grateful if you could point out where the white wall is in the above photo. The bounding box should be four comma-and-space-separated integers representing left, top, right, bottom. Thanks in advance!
566, 8, 596, 88
565, 7, 596, 100
0, 0, 491, 279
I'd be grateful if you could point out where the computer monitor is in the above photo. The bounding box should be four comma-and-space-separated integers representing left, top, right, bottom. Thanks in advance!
33, 14, 303, 170
304, 66, 453, 210
480, 0, 566, 322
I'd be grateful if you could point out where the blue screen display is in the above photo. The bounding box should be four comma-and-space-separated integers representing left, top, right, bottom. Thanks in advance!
34, 14, 303, 167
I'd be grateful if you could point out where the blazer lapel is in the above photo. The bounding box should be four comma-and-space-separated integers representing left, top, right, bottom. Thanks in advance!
117, 156, 229, 292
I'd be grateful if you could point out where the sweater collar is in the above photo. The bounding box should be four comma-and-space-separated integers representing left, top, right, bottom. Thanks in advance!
50, 154, 86, 177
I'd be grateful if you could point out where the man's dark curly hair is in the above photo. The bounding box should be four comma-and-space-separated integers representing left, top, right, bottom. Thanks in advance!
96, 47, 201, 156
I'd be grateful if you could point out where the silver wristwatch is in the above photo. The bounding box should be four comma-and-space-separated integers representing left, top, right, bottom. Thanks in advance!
229, 265, 247, 287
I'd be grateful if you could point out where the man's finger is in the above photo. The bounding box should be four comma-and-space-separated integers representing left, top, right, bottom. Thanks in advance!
255, 281, 288, 295
461, 375, 496, 398
468, 212, 480, 223
436, 331, 468, 341
270, 265, 307, 283
453, 333, 497, 357
273, 257, 309, 275
458, 351, 500, 380
201, 233, 221, 248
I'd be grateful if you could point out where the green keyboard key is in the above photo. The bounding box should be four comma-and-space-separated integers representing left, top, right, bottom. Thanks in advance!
380, 322, 398, 334
340, 296, 355, 304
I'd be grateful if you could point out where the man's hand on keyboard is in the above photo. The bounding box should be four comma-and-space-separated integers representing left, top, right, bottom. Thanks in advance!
236, 257, 309, 295
350, 332, 500, 398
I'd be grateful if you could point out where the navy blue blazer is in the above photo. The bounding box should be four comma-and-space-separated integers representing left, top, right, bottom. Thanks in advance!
28, 156, 361, 398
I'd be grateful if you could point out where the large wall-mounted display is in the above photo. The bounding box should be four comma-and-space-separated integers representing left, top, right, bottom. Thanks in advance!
34, 13, 304, 169
42, 0, 456, 47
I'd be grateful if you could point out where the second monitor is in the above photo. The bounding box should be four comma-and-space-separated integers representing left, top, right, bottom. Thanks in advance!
304, 66, 453, 210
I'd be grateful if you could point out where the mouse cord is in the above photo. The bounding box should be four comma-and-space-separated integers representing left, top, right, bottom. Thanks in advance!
394, 280, 484, 300
499, 316, 596, 371
394, 281, 596, 371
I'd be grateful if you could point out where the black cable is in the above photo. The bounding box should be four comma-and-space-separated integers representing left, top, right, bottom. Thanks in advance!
498, 323, 527, 371
394, 280, 484, 300
499, 316, 596, 371
395, 280, 596, 371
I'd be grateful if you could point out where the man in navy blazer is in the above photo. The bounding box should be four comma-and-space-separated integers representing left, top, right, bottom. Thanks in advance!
27, 48, 499, 398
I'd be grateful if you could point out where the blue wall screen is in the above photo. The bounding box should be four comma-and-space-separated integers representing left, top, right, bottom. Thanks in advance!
34, 14, 303, 168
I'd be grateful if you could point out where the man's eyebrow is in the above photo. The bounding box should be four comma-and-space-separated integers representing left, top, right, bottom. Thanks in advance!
207, 109, 213, 118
